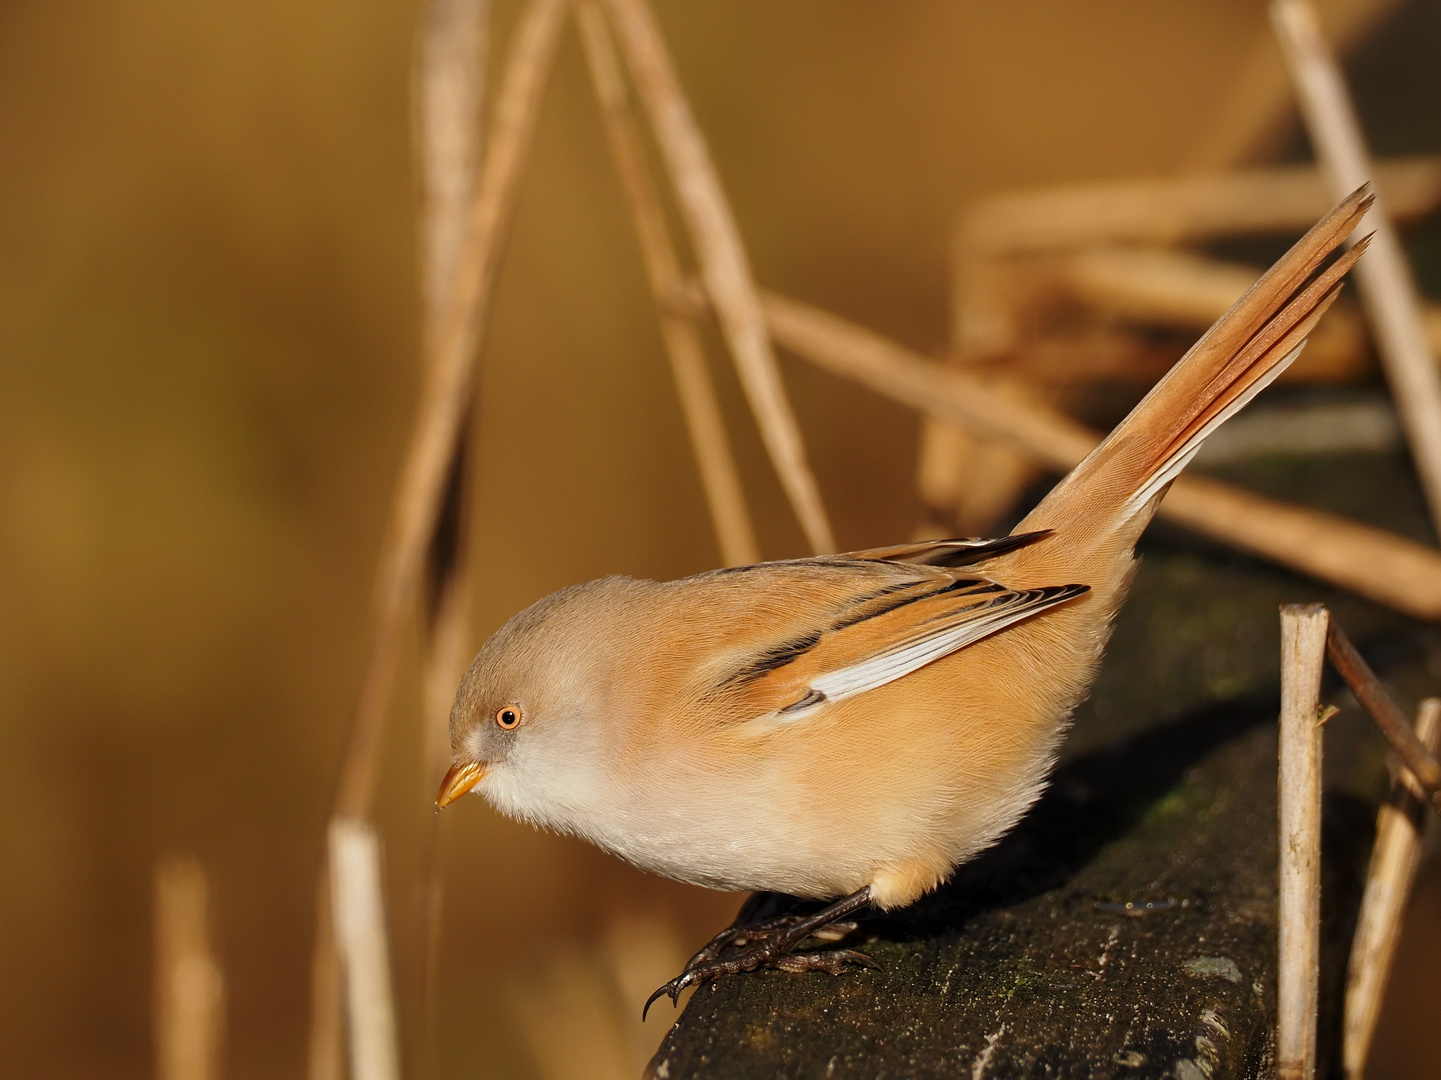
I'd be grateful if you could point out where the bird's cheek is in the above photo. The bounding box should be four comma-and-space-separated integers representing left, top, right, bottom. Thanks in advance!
462, 727, 493, 764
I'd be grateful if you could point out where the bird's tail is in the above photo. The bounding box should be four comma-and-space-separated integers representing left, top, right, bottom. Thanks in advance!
1018, 184, 1372, 542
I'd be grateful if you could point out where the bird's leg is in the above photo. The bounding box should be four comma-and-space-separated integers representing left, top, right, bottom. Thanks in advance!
643, 886, 878, 1018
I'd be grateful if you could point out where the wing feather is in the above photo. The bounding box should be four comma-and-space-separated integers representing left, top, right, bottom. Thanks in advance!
802, 584, 1088, 710
842, 530, 1052, 568
713, 567, 1088, 721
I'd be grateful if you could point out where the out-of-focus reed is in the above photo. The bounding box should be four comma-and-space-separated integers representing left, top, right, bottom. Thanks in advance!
154, 856, 224, 1080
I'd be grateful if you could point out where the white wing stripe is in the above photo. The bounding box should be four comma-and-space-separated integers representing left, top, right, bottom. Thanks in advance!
808, 588, 1085, 705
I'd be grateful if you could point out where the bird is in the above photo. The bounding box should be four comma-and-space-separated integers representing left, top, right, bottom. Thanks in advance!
437, 187, 1372, 1014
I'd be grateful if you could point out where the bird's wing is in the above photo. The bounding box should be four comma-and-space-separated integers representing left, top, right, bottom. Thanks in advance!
714, 571, 1087, 720
840, 530, 1052, 568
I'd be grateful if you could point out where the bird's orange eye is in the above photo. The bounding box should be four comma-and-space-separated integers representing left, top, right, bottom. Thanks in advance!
495, 705, 521, 730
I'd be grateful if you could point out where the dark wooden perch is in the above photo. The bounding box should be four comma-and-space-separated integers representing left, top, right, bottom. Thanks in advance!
649, 426, 1435, 1079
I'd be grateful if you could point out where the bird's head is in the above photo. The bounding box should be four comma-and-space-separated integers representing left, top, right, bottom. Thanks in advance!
434, 576, 644, 818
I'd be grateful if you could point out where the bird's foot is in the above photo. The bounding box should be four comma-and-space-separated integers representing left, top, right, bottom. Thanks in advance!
643, 886, 878, 1019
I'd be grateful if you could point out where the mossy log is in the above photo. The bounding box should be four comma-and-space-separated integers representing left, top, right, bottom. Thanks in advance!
650, 441, 1439, 1079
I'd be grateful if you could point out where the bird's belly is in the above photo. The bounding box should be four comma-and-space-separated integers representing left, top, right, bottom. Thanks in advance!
586, 654, 1076, 899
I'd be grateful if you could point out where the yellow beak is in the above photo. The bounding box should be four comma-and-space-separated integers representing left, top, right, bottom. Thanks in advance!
436, 761, 486, 809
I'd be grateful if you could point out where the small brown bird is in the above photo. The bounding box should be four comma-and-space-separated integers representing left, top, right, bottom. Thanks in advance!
438, 189, 1371, 1011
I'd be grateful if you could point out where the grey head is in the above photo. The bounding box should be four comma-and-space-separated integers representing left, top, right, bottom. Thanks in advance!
435, 575, 653, 827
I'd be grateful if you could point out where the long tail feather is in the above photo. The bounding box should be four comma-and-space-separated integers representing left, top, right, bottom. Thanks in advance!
1021, 184, 1372, 538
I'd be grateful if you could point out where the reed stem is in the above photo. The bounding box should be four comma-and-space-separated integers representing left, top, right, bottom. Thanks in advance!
742, 287, 1441, 622
1343, 697, 1441, 1079
1326, 622, 1441, 807
155, 856, 225, 1080
1277, 603, 1330, 1080
602, 0, 835, 554
330, 820, 401, 1080
1272, 0, 1441, 534
576, 0, 759, 567
310, 3, 564, 1076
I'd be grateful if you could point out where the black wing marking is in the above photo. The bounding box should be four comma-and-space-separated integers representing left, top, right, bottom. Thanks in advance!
842, 530, 1053, 568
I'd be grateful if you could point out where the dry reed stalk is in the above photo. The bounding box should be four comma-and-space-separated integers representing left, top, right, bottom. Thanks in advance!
335, 0, 564, 829
309, 4, 565, 1077
745, 288, 1441, 621
415, 558, 471, 1080
330, 820, 401, 1080
418, 0, 489, 339
1055, 247, 1278, 330
914, 378, 1052, 538
915, 215, 1050, 537
602, 0, 835, 554
1272, 0, 1441, 533
576, 0, 759, 566
930, 151, 1441, 535
1277, 603, 1331, 1080
1033, 247, 1381, 382
912, 330, 1037, 538
1343, 697, 1441, 1079
416, 0, 487, 800
413, 5, 490, 1077
952, 246, 1441, 387
422, 544, 475, 786
414, 540, 470, 1080
155, 855, 224, 1080
952, 335, 1188, 385
1325, 622, 1441, 806
959, 156, 1441, 257
1186, 0, 1403, 170
914, 422, 975, 539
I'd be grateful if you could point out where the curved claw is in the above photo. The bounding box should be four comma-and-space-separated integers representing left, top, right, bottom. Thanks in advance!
642, 978, 683, 1022
841, 948, 884, 971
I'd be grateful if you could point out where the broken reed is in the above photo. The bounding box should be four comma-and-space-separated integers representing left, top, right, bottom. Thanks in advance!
1274, 607, 1441, 1080
667, 285, 1441, 623
1277, 604, 1329, 1080
155, 855, 224, 1080
330, 820, 401, 1080
1344, 698, 1441, 1079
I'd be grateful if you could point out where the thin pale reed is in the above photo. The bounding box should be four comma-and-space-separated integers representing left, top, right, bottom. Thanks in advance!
309, 3, 563, 1079
154, 856, 224, 1080
576, 1, 759, 567
1277, 603, 1329, 1080
742, 288, 1441, 621
1343, 698, 1441, 1079
602, 0, 835, 554
1273, 0, 1441, 533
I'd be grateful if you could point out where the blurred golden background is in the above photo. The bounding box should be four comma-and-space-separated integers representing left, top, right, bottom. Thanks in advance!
3, 1, 1440, 1077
